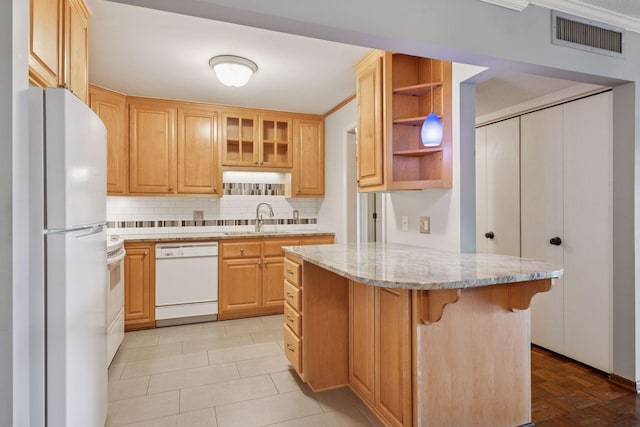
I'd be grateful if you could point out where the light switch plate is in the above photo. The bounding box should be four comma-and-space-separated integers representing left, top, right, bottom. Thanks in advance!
401, 216, 409, 231
420, 216, 430, 234
193, 210, 204, 221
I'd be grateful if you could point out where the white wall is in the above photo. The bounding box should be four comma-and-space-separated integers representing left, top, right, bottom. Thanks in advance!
317, 99, 357, 244
2, 0, 30, 424
384, 63, 485, 251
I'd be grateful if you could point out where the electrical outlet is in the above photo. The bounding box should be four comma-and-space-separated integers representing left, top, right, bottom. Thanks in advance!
193, 210, 204, 221
293, 210, 299, 220
420, 216, 430, 234
401, 215, 409, 232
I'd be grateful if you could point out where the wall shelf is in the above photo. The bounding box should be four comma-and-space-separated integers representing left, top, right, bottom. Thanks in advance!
393, 148, 443, 157
393, 82, 442, 97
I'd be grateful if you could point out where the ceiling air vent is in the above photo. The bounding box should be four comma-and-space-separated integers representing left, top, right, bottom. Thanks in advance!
552, 10, 624, 58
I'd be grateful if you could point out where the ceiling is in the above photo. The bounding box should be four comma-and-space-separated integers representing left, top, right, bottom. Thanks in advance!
567, 0, 640, 19
86, 0, 369, 115
87, 0, 624, 118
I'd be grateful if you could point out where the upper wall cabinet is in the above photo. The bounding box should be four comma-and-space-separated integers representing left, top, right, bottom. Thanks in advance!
63, 0, 90, 104
128, 99, 178, 195
354, 50, 452, 192
292, 118, 324, 197
29, 0, 63, 89
89, 86, 128, 195
221, 111, 259, 167
94, 89, 323, 197
221, 112, 294, 169
29, 0, 90, 104
177, 106, 221, 195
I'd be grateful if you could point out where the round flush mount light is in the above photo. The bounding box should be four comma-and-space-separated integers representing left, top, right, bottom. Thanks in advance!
208, 55, 258, 88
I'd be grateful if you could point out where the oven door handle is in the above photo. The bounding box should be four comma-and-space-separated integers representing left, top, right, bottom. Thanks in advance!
107, 247, 126, 266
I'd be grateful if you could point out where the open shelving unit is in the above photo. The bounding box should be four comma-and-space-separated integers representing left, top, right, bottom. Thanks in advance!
390, 54, 452, 188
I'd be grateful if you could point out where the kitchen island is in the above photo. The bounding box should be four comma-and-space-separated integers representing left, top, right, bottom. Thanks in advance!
281, 243, 562, 427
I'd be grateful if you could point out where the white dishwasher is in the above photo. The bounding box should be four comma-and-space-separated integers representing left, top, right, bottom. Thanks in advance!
155, 242, 218, 326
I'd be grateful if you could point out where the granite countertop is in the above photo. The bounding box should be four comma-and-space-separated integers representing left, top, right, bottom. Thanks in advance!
282, 242, 563, 290
111, 230, 334, 243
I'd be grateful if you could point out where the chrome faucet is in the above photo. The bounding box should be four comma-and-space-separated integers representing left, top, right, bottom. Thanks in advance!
255, 202, 275, 232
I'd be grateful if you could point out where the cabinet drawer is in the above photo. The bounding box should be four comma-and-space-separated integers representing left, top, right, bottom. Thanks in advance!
263, 238, 300, 257
284, 258, 301, 287
284, 303, 302, 336
300, 235, 334, 245
284, 280, 302, 311
221, 241, 262, 259
284, 325, 302, 375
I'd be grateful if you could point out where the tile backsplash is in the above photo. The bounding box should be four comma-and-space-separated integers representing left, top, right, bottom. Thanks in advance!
106, 195, 320, 235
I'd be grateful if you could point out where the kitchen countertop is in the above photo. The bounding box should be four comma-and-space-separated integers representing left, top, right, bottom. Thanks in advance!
111, 230, 334, 243
282, 242, 563, 290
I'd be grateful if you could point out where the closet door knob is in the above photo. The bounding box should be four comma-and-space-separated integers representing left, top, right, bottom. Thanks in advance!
484, 232, 495, 239
549, 237, 562, 246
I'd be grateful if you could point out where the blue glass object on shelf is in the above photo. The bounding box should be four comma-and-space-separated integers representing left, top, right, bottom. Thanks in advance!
420, 112, 443, 147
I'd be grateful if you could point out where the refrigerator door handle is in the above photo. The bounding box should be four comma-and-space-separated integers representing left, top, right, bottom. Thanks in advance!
45, 223, 105, 236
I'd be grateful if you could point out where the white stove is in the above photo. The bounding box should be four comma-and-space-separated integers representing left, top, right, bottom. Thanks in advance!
106, 236, 125, 365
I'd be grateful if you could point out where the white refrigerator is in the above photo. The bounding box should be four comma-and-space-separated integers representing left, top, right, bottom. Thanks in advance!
29, 88, 108, 427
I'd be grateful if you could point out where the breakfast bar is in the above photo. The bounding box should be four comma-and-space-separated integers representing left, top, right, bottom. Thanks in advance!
281, 242, 563, 427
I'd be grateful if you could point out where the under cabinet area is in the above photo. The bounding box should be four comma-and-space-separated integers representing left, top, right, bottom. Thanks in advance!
219, 235, 333, 320
123, 241, 155, 331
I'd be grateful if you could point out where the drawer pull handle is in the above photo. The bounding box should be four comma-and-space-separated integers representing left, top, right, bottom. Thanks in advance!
286, 292, 294, 299
287, 344, 295, 352
286, 269, 293, 275
286, 315, 293, 322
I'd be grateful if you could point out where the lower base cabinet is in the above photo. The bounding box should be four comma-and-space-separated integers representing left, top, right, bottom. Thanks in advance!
350, 282, 412, 427
219, 235, 333, 320
124, 242, 155, 330
284, 255, 540, 427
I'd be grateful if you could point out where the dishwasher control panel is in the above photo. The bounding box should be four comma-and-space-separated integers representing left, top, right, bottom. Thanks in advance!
156, 242, 219, 258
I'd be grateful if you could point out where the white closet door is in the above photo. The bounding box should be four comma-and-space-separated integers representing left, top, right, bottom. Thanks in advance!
475, 126, 488, 253
485, 117, 520, 256
476, 118, 520, 256
521, 105, 565, 354
562, 92, 612, 372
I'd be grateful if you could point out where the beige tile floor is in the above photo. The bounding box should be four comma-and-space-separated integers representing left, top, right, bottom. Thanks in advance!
107, 315, 385, 427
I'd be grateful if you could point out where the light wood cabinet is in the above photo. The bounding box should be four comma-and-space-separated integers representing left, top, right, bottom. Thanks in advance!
29, 0, 63, 88
177, 106, 221, 195
128, 99, 177, 194
260, 115, 292, 168
292, 118, 324, 197
355, 50, 452, 192
349, 282, 411, 427
64, 0, 89, 104
355, 51, 384, 189
89, 86, 128, 195
475, 117, 520, 256
221, 112, 259, 166
220, 235, 333, 320
349, 281, 375, 403
29, 0, 89, 103
124, 242, 155, 330
219, 257, 262, 314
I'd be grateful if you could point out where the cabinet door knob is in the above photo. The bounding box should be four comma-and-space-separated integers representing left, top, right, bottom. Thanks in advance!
484, 231, 495, 239
144, 251, 148, 255
213, 187, 217, 193
168, 185, 173, 192
264, 260, 268, 265
240, 248, 244, 254
549, 237, 562, 246
254, 160, 258, 165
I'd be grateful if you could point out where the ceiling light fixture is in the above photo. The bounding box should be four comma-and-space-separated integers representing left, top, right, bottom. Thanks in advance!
208, 55, 258, 88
